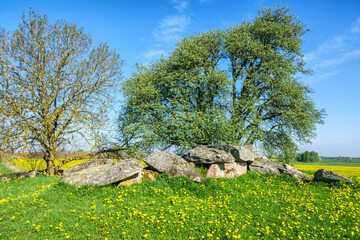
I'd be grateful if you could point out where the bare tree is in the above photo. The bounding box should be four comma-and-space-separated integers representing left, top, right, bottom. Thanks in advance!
0, 9, 124, 175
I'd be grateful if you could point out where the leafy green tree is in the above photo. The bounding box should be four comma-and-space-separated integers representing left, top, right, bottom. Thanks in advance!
0, 9, 123, 175
120, 5, 325, 154
297, 151, 320, 162
122, 30, 229, 150
310, 151, 320, 162
296, 153, 302, 162
302, 151, 311, 162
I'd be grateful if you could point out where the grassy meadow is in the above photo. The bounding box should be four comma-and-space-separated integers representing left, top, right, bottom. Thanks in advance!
1, 159, 360, 240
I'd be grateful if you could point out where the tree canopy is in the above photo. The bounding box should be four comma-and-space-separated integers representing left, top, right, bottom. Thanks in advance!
297, 151, 320, 162
120, 5, 325, 156
0, 9, 123, 175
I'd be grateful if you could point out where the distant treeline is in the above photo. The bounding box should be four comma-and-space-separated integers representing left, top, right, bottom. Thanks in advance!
320, 156, 360, 162
296, 151, 320, 162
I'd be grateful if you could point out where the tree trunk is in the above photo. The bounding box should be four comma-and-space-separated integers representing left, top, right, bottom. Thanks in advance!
44, 151, 56, 175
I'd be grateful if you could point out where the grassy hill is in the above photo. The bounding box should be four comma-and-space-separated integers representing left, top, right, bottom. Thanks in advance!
1, 161, 359, 239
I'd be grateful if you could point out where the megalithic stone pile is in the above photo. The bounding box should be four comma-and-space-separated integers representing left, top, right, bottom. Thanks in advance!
58, 144, 353, 187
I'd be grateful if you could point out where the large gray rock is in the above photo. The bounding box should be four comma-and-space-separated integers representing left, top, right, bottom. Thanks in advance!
28, 170, 39, 178
61, 159, 144, 187
249, 159, 313, 181
206, 162, 247, 178
117, 169, 159, 187
242, 145, 263, 160
1, 176, 11, 182
314, 169, 353, 183
280, 164, 313, 181
182, 146, 235, 164
62, 159, 114, 177
144, 151, 203, 182
249, 158, 281, 175
206, 144, 255, 163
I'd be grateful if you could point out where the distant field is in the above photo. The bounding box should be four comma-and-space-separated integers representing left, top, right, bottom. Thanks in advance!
292, 159, 360, 177
293, 164, 360, 177
293, 161, 360, 167
6, 158, 91, 172
4, 158, 147, 173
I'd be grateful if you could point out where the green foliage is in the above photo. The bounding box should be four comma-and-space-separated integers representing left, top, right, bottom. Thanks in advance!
121, 30, 229, 151
297, 151, 320, 162
303, 151, 311, 162
120, 5, 325, 154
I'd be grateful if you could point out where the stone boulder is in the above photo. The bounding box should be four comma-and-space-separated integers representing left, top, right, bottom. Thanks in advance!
242, 145, 263, 160
205, 144, 255, 163
62, 159, 114, 177
206, 162, 247, 178
249, 158, 282, 175
117, 169, 159, 187
143, 151, 203, 182
182, 146, 235, 165
280, 164, 313, 181
314, 169, 353, 183
249, 159, 313, 181
28, 170, 39, 178
1, 176, 11, 182
61, 159, 144, 187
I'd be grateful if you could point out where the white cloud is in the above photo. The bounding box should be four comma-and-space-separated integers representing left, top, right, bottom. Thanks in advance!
303, 19, 360, 84
142, 49, 167, 60
315, 70, 339, 80
172, 0, 189, 12
154, 15, 190, 43
312, 48, 360, 68
153, 0, 191, 43
344, 47, 360, 58
142, 0, 191, 61
305, 17, 360, 69
305, 36, 345, 63
351, 17, 360, 33
303, 70, 339, 84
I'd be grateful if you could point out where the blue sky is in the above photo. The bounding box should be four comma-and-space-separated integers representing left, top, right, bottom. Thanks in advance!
1, 0, 359, 157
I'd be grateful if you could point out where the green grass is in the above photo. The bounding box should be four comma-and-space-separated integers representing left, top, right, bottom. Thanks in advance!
1, 162, 360, 240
